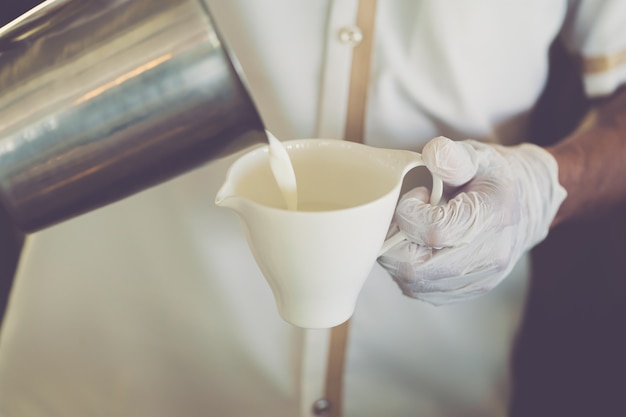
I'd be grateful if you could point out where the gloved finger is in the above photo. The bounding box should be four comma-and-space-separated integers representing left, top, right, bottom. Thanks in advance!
377, 239, 434, 270
395, 190, 492, 248
378, 244, 505, 305
383, 187, 429, 243
379, 235, 499, 281
422, 136, 479, 187
402, 262, 502, 292
405, 269, 504, 305
378, 243, 509, 305
394, 154, 518, 249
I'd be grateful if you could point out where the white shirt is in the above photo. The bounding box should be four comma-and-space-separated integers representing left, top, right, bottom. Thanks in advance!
1, 1, 625, 416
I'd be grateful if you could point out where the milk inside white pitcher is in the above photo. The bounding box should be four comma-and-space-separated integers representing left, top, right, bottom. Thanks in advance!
266, 131, 298, 210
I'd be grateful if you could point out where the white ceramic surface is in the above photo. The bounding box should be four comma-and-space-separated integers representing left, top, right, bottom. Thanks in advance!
215, 139, 441, 328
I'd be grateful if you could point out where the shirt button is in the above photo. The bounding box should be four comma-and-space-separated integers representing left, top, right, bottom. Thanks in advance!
312, 398, 332, 416
337, 25, 363, 47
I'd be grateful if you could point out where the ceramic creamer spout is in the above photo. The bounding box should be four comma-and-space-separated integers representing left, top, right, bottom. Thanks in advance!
215, 183, 241, 211
214, 144, 259, 213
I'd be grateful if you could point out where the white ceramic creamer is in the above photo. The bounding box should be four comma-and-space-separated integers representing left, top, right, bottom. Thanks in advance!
215, 139, 442, 328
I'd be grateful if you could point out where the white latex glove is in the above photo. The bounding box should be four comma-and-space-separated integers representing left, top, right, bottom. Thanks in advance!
378, 136, 567, 305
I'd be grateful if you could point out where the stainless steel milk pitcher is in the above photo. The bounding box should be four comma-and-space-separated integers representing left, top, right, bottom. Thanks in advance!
0, 0, 266, 232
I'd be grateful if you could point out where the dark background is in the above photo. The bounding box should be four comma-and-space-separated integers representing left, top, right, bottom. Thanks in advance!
512, 40, 626, 417
1, 2, 625, 416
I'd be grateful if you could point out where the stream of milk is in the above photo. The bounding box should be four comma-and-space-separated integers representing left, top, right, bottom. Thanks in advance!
266, 131, 298, 211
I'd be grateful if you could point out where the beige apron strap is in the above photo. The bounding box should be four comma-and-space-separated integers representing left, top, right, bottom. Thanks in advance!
344, 0, 378, 144
322, 320, 351, 417
323, 2, 378, 416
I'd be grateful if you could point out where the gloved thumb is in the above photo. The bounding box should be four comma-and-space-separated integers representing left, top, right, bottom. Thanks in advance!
422, 136, 479, 186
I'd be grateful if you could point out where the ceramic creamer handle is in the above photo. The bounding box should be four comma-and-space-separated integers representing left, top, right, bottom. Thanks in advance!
378, 174, 443, 256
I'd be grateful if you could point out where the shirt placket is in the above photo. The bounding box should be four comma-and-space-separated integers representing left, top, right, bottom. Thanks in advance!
303, 1, 377, 416
301, 1, 357, 415
315, 0, 360, 140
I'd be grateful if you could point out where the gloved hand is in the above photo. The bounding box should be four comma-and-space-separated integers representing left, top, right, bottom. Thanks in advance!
378, 136, 567, 305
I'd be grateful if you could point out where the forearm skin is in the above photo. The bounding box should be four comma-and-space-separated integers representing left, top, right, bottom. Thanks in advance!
547, 86, 626, 226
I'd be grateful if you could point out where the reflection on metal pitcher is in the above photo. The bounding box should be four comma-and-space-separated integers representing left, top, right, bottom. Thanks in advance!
0, 0, 266, 232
